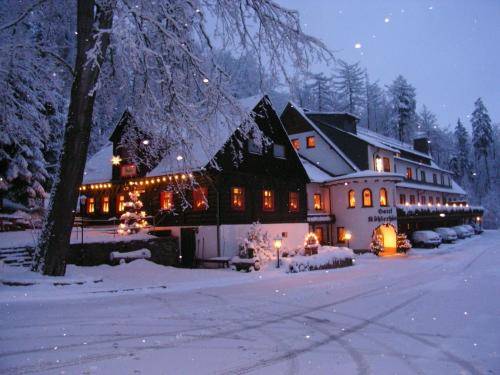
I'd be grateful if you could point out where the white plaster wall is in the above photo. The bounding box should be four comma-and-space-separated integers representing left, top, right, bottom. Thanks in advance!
306, 183, 331, 214
367, 145, 394, 172
396, 187, 445, 205
330, 178, 399, 250
291, 130, 353, 175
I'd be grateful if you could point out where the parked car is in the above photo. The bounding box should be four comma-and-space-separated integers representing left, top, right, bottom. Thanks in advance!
470, 223, 483, 234
412, 231, 442, 248
434, 227, 458, 243
462, 224, 476, 236
451, 225, 470, 239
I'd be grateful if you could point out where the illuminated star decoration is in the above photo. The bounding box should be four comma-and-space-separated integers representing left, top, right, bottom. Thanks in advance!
111, 155, 122, 165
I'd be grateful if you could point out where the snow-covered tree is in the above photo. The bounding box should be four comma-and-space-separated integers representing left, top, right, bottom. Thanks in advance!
387, 75, 417, 142
334, 60, 365, 115
361, 73, 389, 132
303, 72, 334, 112
471, 98, 493, 194
448, 118, 471, 185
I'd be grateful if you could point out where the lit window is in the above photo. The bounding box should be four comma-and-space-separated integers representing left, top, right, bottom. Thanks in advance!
383, 157, 390, 172
410, 195, 416, 204
337, 227, 346, 243
117, 195, 125, 212
160, 191, 174, 210
421, 195, 426, 205
102, 196, 109, 213
406, 167, 413, 179
379, 188, 388, 207
362, 189, 373, 207
375, 156, 383, 172
193, 187, 208, 210
306, 136, 315, 148
399, 194, 406, 205
313, 193, 323, 210
291, 139, 300, 150
348, 190, 356, 208
433, 173, 438, 184
231, 187, 245, 211
289, 192, 299, 212
314, 227, 323, 244
420, 170, 426, 182
273, 144, 286, 159
262, 190, 275, 211
86, 197, 95, 214
429, 196, 434, 204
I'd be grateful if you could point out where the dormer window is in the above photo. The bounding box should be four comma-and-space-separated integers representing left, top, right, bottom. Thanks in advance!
291, 139, 300, 150
383, 157, 390, 172
306, 136, 316, 148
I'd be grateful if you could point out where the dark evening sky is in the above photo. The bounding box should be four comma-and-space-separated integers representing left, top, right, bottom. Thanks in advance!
280, 0, 500, 129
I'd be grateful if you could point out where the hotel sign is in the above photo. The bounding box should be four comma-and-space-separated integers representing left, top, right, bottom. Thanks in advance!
368, 208, 397, 223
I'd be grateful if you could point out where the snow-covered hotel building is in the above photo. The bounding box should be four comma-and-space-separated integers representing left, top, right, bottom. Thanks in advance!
281, 103, 483, 254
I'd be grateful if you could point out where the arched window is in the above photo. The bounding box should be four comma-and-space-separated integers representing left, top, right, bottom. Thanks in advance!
362, 188, 373, 207
348, 190, 356, 208
379, 188, 388, 207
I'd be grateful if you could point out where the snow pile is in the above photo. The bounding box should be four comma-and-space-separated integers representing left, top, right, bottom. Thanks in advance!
396, 204, 484, 215
110, 249, 151, 263
285, 246, 354, 273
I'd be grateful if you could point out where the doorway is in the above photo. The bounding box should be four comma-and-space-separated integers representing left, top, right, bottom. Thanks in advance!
374, 224, 397, 256
180, 228, 197, 267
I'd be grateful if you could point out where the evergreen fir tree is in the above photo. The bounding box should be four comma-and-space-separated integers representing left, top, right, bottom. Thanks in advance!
304, 72, 334, 111
334, 60, 365, 115
471, 98, 493, 193
387, 75, 417, 142
449, 118, 471, 184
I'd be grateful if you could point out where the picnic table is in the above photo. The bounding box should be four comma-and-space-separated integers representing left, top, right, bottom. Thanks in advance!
0, 215, 31, 232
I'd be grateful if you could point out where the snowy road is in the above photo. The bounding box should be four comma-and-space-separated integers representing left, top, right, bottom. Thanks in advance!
1, 231, 499, 374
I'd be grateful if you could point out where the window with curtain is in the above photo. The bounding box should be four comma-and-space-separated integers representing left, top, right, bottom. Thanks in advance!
379, 188, 388, 206
289, 192, 299, 212
362, 188, 373, 207
102, 196, 109, 213
193, 187, 208, 210
348, 190, 356, 208
231, 187, 245, 211
262, 190, 275, 211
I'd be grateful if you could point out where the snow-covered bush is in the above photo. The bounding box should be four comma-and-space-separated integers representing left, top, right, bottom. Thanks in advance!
285, 246, 354, 273
370, 237, 383, 256
237, 222, 273, 262
397, 233, 412, 253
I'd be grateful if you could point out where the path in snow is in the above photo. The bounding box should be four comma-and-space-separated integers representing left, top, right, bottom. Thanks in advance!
1, 231, 499, 374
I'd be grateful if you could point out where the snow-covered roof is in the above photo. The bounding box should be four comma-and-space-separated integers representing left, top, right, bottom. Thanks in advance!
298, 156, 334, 183
147, 95, 263, 177
305, 111, 360, 120
324, 171, 405, 184
394, 156, 451, 174
82, 143, 113, 184
396, 180, 467, 195
287, 102, 360, 172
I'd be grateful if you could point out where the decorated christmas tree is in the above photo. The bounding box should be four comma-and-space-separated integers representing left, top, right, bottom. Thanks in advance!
370, 236, 383, 255
397, 233, 412, 253
117, 192, 148, 235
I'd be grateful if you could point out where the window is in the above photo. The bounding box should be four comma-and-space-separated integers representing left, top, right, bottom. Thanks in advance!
420, 170, 426, 182
120, 164, 137, 178
306, 136, 316, 148
291, 139, 300, 150
273, 144, 286, 159
313, 193, 323, 210
406, 167, 413, 179
86, 197, 95, 214
262, 190, 275, 212
337, 227, 346, 243
193, 187, 208, 210
440, 175, 445, 185
160, 191, 174, 210
248, 139, 262, 155
117, 195, 125, 212
362, 188, 373, 207
314, 227, 323, 244
420, 195, 426, 205
447, 176, 451, 186
436, 197, 441, 204
231, 187, 245, 211
379, 188, 388, 206
410, 195, 416, 204
289, 192, 299, 212
433, 173, 438, 184
102, 196, 109, 213
399, 194, 406, 205
348, 190, 356, 208
375, 156, 383, 172
383, 157, 391, 172
429, 196, 434, 204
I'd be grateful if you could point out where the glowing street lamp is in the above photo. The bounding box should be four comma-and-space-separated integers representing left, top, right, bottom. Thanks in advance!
344, 231, 352, 248
274, 236, 282, 268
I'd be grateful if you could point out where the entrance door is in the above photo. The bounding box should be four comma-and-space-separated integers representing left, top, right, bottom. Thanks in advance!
375, 224, 397, 256
180, 228, 197, 267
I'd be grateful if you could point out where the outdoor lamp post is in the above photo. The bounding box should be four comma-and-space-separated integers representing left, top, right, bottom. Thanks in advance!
274, 236, 282, 268
79, 195, 87, 245
344, 231, 352, 248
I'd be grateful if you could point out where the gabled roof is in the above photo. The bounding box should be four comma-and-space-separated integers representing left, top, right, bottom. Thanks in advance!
298, 156, 335, 183
282, 102, 359, 172
324, 171, 405, 184
397, 180, 467, 196
83, 143, 113, 184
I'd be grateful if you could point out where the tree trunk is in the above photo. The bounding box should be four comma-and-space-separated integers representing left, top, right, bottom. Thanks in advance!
33, 0, 115, 276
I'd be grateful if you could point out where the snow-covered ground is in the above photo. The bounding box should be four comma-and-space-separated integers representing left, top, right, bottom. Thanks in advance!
1, 231, 499, 374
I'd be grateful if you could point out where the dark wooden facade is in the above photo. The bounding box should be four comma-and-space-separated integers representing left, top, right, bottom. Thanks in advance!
81, 97, 309, 227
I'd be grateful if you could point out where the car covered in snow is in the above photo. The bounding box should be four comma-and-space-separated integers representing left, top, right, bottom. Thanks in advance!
411, 230, 442, 248
434, 227, 458, 243
470, 222, 483, 234
451, 225, 471, 239
462, 224, 476, 236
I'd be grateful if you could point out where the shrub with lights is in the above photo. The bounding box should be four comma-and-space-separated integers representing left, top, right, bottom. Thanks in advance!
370, 237, 383, 256
397, 233, 412, 253
304, 232, 319, 255
118, 191, 148, 235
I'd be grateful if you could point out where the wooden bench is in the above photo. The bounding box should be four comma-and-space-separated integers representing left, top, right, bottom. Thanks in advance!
198, 257, 231, 268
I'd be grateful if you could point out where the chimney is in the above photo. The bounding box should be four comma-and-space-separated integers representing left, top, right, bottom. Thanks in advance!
413, 136, 430, 154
